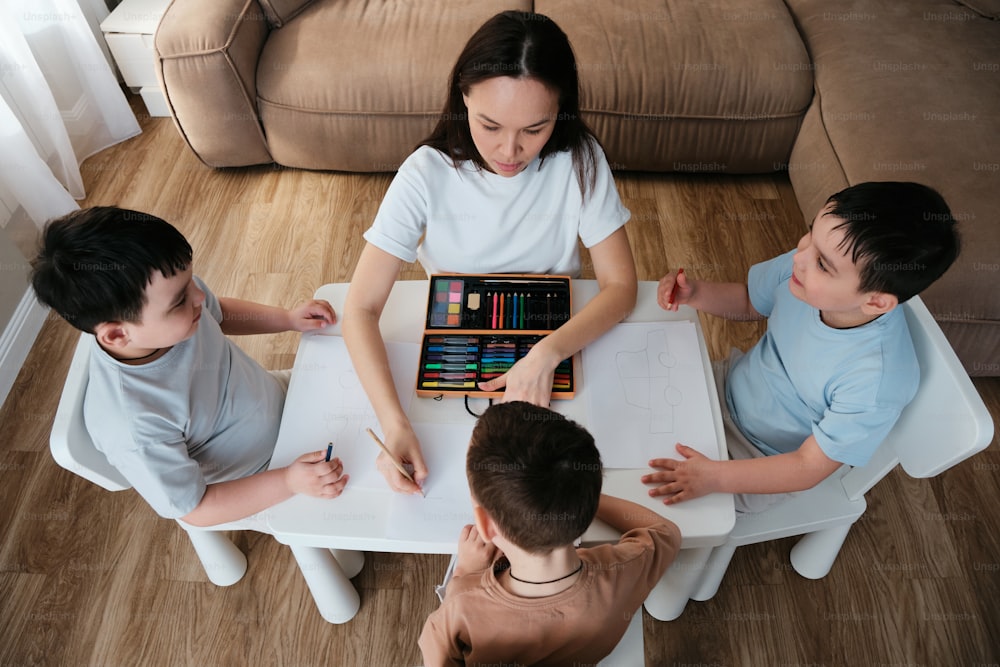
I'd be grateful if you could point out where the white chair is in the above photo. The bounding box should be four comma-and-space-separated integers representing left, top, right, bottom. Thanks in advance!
596, 608, 644, 667
688, 296, 995, 604
49, 333, 364, 622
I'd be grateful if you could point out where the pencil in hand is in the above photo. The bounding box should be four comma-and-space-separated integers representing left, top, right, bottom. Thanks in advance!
666, 267, 684, 308
365, 427, 425, 497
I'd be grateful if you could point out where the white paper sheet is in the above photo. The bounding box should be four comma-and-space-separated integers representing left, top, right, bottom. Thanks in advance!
582, 321, 718, 468
269, 334, 419, 475
385, 422, 476, 543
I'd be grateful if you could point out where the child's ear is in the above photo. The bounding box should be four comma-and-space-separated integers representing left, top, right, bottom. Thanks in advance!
472, 505, 498, 543
93, 322, 130, 350
861, 291, 898, 316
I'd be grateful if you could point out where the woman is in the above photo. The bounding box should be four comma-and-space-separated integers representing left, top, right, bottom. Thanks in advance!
343, 11, 637, 494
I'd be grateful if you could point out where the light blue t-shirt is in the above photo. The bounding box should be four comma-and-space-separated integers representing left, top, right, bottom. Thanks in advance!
83, 277, 284, 519
725, 250, 918, 467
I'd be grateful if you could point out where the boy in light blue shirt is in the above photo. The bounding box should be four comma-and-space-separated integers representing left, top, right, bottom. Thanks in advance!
644, 182, 960, 512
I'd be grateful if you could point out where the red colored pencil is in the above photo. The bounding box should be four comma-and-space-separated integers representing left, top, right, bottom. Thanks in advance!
667, 268, 684, 307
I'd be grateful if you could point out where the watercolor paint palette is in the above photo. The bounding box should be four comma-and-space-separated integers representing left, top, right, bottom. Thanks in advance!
417, 274, 575, 399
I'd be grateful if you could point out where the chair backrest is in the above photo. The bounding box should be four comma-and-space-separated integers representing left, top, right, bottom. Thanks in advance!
50, 333, 131, 491
841, 296, 994, 496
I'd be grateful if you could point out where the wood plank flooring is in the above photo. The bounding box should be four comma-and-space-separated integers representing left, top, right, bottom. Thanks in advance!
1, 97, 997, 666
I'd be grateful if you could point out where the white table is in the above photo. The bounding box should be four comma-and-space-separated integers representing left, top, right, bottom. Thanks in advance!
266, 280, 734, 623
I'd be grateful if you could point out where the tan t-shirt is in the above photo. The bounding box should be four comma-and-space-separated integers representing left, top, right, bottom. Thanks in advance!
418, 523, 681, 666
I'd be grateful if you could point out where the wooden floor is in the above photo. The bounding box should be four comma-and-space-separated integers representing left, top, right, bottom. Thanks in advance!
1, 97, 997, 667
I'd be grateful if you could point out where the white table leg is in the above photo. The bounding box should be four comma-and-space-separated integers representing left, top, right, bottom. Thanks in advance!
182, 528, 248, 587
789, 524, 853, 579
330, 548, 365, 579
691, 541, 738, 601
289, 544, 361, 624
643, 546, 712, 621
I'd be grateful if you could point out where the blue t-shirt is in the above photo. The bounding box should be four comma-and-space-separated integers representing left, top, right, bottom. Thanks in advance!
725, 250, 918, 467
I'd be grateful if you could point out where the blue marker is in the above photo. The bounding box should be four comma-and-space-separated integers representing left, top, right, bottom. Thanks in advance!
325, 442, 334, 462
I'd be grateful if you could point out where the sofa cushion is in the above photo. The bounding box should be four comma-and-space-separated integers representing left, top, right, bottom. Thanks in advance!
156, 0, 273, 167
259, 0, 317, 27
257, 0, 531, 171
537, 0, 814, 172
784, 0, 1000, 374
952, 0, 1000, 19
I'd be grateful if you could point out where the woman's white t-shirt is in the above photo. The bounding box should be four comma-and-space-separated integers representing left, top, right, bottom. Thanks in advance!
363, 143, 630, 277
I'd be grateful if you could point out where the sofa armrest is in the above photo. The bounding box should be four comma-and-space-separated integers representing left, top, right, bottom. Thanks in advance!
155, 0, 273, 167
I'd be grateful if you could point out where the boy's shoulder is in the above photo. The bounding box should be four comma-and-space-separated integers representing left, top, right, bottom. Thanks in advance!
580, 522, 681, 581
605, 522, 680, 560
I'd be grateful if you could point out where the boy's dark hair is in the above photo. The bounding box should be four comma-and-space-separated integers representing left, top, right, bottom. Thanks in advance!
825, 181, 960, 303
466, 401, 602, 553
30, 207, 192, 333
420, 10, 601, 197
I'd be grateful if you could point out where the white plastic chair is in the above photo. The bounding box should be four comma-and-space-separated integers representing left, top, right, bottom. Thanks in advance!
689, 296, 995, 604
596, 608, 644, 667
49, 333, 364, 621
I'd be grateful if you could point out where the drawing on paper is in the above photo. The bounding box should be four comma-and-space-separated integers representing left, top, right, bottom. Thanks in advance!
615, 328, 684, 433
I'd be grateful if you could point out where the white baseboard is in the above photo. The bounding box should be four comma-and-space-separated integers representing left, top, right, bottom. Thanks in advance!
0, 288, 49, 407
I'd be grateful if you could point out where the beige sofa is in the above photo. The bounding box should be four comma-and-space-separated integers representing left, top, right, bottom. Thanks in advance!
782, 0, 999, 376
154, 0, 999, 374
154, 0, 813, 173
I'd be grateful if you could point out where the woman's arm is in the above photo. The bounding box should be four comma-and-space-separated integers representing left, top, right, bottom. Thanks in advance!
341, 243, 427, 494
479, 226, 637, 406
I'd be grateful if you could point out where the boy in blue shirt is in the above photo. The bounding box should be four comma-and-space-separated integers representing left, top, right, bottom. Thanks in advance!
31, 207, 348, 526
644, 182, 960, 512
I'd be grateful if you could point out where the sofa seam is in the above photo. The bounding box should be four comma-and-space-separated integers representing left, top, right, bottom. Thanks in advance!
582, 109, 809, 121
156, 0, 259, 59
809, 85, 849, 184
254, 98, 809, 122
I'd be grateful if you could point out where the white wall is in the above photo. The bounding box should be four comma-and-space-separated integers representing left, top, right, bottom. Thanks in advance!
0, 189, 49, 407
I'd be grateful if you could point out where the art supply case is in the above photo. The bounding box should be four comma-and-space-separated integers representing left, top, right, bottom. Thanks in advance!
417, 274, 575, 399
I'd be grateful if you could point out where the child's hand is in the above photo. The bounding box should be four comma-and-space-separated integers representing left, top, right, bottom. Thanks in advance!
284, 450, 349, 499
453, 524, 498, 578
641, 443, 718, 504
656, 269, 691, 311
287, 299, 337, 332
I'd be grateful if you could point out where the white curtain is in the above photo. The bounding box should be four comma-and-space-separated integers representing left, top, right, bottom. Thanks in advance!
0, 0, 141, 407
0, 0, 140, 226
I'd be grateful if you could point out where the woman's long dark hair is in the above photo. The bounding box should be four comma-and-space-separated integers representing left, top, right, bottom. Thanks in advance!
420, 11, 600, 197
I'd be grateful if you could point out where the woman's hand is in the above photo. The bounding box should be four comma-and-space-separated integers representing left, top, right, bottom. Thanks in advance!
476, 346, 558, 407
376, 424, 428, 495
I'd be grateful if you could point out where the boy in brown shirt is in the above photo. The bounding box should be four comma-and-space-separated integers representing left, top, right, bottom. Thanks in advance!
418, 402, 681, 666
